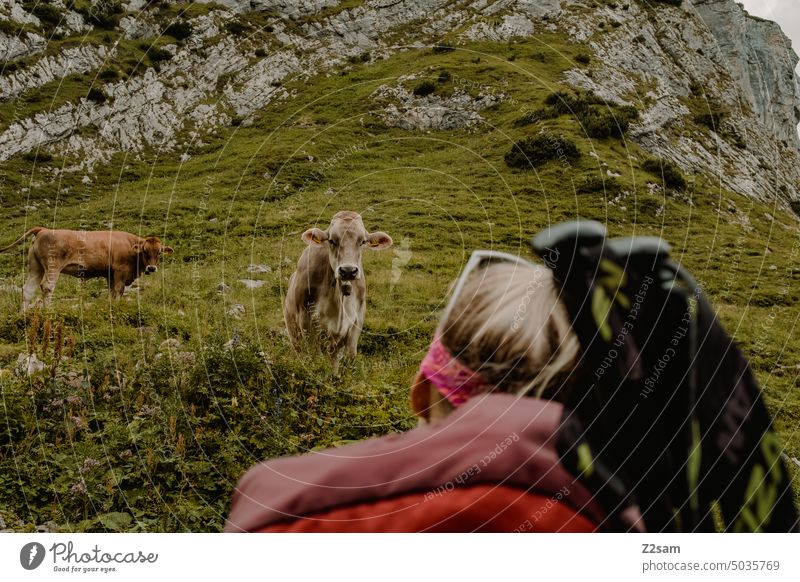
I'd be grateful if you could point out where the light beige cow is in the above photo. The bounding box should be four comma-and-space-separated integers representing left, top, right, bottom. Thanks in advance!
284, 211, 392, 372
0, 227, 174, 309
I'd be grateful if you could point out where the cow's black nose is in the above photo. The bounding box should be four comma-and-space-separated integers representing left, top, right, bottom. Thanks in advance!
338, 265, 358, 280
145, 265, 157, 274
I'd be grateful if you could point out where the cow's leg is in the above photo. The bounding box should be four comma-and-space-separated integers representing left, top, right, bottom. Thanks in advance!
39, 268, 60, 308
331, 348, 343, 376
345, 326, 361, 358
22, 253, 44, 311
109, 271, 127, 298
284, 306, 303, 349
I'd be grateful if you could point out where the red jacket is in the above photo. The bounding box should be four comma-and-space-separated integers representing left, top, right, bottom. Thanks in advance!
225, 394, 632, 532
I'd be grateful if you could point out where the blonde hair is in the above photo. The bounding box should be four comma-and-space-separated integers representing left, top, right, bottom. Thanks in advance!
438, 261, 582, 401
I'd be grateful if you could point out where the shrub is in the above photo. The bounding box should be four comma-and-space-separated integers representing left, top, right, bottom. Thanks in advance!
653, 0, 682, 5
694, 108, 727, 131
581, 104, 638, 138
544, 90, 604, 115
79, 0, 123, 30
145, 45, 173, 63
86, 88, 106, 103
164, 20, 193, 41
254, 47, 268, 57
22, 150, 53, 163
505, 134, 580, 169
642, 158, 687, 191
544, 91, 638, 138
225, 21, 249, 35
24, 1, 62, 29
412, 81, 436, 97
432, 43, 455, 54
513, 107, 559, 127
437, 70, 451, 83
576, 176, 624, 196
99, 68, 119, 80
575, 53, 591, 65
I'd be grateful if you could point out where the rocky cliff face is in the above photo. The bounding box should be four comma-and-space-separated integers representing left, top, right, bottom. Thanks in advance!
1, 0, 798, 204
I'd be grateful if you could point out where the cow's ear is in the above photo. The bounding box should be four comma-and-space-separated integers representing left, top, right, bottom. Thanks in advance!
161, 246, 174, 255
367, 231, 393, 250
302, 228, 328, 246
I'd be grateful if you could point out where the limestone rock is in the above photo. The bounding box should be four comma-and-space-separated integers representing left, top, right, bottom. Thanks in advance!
16, 353, 45, 376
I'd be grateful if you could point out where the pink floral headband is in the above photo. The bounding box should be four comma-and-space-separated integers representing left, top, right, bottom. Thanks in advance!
418, 334, 493, 407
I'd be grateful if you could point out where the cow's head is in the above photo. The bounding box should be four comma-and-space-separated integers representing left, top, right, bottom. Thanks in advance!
133, 236, 174, 275
301, 211, 392, 295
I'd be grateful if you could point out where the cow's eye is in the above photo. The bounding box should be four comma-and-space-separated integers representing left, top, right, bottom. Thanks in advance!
359, 240, 366, 246
329, 239, 339, 247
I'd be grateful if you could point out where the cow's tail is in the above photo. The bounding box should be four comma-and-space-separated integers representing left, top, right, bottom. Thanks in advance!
0, 227, 44, 253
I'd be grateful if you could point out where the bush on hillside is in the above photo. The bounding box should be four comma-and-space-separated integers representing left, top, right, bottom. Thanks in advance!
544, 91, 639, 138
505, 134, 581, 169
164, 20, 193, 41
642, 158, 687, 191
23, 1, 62, 29
79, 0, 124, 30
86, 87, 107, 103
412, 81, 436, 97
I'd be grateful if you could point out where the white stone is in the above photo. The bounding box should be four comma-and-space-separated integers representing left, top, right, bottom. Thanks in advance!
246, 264, 271, 273
238, 279, 266, 289
16, 353, 45, 376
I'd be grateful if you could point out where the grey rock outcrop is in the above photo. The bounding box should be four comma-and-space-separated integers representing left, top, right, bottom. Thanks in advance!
691, 0, 800, 148
555, 0, 800, 203
372, 81, 503, 131
0, 45, 108, 101
0, 30, 46, 62
0, 0, 797, 204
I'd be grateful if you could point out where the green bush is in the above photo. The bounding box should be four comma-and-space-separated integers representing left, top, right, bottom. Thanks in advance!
543, 91, 638, 138
164, 20, 193, 41
642, 158, 687, 191
23, 1, 63, 29
432, 43, 455, 54
581, 105, 638, 138
437, 70, 451, 83
98, 68, 119, 80
79, 0, 123, 30
513, 107, 559, 127
225, 21, 249, 36
86, 88, 106, 103
575, 53, 591, 65
576, 176, 624, 196
505, 134, 581, 169
694, 108, 727, 131
412, 81, 436, 97
144, 45, 172, 63
22, 150, 54, 163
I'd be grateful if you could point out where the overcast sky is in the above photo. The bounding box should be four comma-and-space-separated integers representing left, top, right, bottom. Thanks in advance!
739, 0, 800, 63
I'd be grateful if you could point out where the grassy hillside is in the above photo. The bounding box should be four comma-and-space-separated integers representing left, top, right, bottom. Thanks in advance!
1, 32, 798, 531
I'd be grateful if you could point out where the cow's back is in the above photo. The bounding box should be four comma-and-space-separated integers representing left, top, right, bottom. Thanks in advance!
33, 230, 138, 272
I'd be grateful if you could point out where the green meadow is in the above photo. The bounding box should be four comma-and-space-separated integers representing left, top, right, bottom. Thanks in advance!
0, 32, 798, 531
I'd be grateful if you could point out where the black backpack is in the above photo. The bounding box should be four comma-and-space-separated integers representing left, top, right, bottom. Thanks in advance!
532, 220, 798, 532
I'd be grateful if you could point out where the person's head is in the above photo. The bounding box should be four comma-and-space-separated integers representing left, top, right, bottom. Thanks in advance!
411, 255, 582, 423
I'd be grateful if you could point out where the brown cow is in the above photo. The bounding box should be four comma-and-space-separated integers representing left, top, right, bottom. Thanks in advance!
284, 211, 392, 372
0, 228, 174, 309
